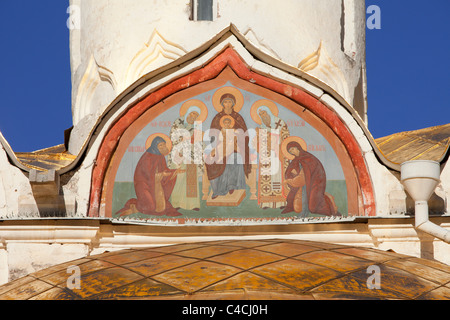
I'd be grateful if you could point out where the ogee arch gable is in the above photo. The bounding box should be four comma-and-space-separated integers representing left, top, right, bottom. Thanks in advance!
90, 48, 375, 222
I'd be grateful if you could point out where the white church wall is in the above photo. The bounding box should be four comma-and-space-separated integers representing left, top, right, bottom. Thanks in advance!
0, 217, 448, 285
68, 0, 367, 155
439, 160, 450, 215
0, 138, 38, 219
318, 94, 406, 217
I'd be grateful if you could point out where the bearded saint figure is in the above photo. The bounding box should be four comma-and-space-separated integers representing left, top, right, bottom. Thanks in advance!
256, 105, 290, 209
167, 106, 204, 211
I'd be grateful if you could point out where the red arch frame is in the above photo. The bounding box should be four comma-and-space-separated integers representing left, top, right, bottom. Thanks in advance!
88, 47, 375, 217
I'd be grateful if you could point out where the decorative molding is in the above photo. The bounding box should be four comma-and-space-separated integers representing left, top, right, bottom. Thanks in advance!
73, 55, 117, 125
0, 218, 449, 277
97, 65, 117, 93
298, 41, 350, 102
243, 28, 281, 60
123, 30, 188, 91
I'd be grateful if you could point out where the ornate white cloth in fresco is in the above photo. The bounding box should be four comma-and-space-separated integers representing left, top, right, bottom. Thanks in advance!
257, 109, 290, 209
167, 117, 204, 210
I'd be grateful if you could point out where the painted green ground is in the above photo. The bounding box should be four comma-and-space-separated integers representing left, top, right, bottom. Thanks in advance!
111, 180, 348, 220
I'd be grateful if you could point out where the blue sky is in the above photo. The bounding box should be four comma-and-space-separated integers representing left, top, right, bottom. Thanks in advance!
0, 1, 449, 152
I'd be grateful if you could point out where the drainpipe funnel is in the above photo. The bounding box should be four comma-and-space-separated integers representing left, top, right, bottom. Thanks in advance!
401, 160, 450, 243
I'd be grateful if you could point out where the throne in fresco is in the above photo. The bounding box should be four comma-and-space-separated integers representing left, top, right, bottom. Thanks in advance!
202, 164, 257, 206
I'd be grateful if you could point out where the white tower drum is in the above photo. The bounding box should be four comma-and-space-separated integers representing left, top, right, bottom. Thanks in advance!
67, 0, 368, 155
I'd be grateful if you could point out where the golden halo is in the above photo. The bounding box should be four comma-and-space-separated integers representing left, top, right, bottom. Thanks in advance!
250, 99, 279, 125
212, 86, 244, 113
219, 115, 235, 128
179, 99, 208, 123
145, 133, 172, 152
281, 136, 308, 160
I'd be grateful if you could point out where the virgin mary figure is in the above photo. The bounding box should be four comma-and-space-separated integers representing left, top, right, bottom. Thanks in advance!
205, 92, 251, 199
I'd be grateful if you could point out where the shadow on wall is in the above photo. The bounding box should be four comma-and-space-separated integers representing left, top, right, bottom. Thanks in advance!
29, 169, 67, 218
405, 192, 446, 216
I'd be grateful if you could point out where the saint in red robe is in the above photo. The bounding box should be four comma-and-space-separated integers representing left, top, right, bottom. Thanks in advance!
116, 137, 181, 217
282, 141, 339, 216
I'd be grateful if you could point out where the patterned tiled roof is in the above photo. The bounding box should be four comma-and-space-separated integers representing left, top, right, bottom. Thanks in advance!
15, 144, 76, 172
0, 239, 449, 300
376, 123, 450, 165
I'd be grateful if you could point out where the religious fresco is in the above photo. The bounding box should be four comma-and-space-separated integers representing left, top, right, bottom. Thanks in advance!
103, 76, 363, 223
